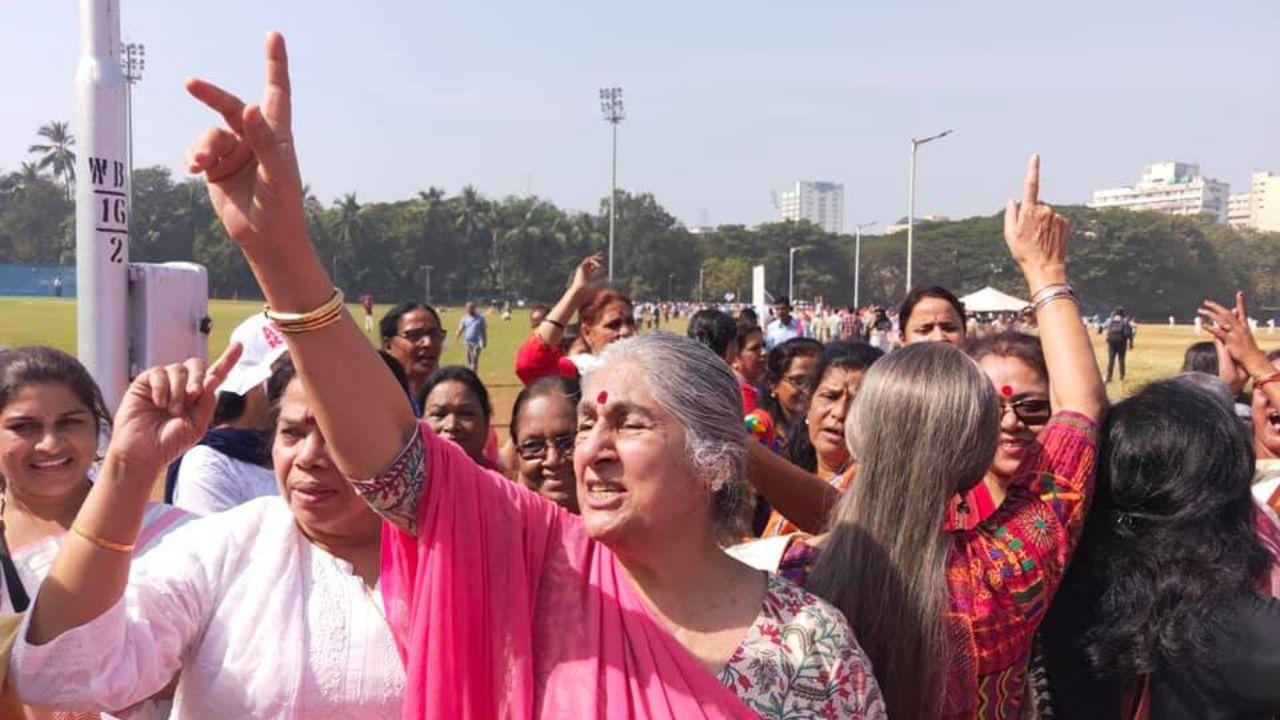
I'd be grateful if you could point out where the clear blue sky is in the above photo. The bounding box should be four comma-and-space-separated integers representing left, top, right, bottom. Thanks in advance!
3, 0, 1276, 231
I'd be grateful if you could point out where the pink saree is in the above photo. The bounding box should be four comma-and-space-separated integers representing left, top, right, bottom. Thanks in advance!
379, 424, 758, 719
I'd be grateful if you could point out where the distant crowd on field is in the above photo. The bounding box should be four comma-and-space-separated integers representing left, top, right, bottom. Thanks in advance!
2, 31, 1279, 720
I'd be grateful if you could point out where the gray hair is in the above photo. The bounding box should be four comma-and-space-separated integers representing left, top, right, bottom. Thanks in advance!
810, 342, 1000, 719
591, 333, 747, 533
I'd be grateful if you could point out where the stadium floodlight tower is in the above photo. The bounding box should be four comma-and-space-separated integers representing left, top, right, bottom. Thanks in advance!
76, 0, 131, 411
599, 86, 624, 283
121, 41, 144, 205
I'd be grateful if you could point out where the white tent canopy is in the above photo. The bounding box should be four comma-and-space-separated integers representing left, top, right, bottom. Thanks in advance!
959, 286, 1030, 314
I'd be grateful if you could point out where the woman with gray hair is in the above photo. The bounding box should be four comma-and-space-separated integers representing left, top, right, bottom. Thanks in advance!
367, 331, 882, 718
77, 32, 884, 720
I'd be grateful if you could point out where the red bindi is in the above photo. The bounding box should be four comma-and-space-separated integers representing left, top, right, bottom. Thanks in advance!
1001, 385, 1014, 397
596, 391, 609, 405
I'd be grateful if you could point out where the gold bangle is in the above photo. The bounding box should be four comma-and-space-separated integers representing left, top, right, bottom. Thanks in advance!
264, 288, 345, 328
71, 523, 135, 553
274, 305, 347, 334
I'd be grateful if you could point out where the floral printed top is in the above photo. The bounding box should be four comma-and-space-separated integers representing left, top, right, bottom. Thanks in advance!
777, 411, 1098, 720
720, 573, 887, 719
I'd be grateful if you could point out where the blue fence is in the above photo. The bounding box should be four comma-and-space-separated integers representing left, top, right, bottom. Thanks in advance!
0, 265, 76, 297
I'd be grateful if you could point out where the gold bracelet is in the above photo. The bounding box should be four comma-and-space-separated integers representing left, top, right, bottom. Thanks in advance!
264, 288, 345, 330
71, 523, 135, 553
274, 305, 347, 334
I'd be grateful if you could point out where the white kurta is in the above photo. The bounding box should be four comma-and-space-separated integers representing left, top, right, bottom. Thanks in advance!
10, 497, 405, 719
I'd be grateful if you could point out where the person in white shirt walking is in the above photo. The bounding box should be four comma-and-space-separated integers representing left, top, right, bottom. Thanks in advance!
765, 296, 803, 350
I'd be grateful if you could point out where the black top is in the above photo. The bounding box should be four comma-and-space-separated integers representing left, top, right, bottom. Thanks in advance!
1042, 593, 1280, 720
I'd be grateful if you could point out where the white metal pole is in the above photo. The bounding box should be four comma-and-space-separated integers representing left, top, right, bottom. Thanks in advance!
76, 0, 130, 411
608, 122, 617, 283
854, 225, 861, 309
788, 248, 795, 300
907, 140, 917, 292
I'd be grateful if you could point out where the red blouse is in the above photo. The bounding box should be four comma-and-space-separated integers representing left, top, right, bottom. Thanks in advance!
514, 335, 578, 386
778, 411, 1098, 720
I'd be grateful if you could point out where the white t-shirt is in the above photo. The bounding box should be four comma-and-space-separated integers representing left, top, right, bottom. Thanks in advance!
172, 444, 279, 515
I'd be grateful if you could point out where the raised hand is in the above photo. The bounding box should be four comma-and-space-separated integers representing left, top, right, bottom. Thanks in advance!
1200, 292, 1273, 379
1003, 154, 1072, 288
107, 344, 243, 473
570, 253, 607, 298
185, 31, 306, 252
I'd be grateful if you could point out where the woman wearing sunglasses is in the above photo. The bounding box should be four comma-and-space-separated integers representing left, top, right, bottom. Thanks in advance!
951, 332, 1054, 528
509, 375, 581, 513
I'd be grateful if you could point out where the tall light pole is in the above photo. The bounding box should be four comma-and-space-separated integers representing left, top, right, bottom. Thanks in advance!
698, 265, 704, 304
667, 273, 674, 300
853, 220, 876, 309
907, 129, 952, 291
788, 246, 800, 301
121, 42, 144, 209
599, 86, 624, 283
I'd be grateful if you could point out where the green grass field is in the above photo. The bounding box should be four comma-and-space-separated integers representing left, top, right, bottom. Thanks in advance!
4, 297, 1279, 425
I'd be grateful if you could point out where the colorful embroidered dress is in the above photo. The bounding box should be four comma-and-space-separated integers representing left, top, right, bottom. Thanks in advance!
775, 411, 1098, 720
358, 422, 886, 719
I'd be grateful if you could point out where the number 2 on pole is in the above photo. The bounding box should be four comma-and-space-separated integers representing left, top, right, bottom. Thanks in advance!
108, 236, 123, 263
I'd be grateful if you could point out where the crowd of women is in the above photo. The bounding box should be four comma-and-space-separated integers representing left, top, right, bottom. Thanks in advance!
0, 32, 1278, 720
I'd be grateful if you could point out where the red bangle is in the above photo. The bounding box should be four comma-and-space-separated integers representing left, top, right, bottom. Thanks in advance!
1255, 372, 1280, 390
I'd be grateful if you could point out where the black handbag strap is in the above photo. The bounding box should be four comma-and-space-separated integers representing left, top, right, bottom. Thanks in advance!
0, 548, 28, 612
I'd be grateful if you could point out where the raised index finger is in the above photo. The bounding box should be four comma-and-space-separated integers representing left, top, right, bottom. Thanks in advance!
203, 342, 244, 394
1022, 153, 1041, 208
185, 78, 247, 133
261, 31, 292, 137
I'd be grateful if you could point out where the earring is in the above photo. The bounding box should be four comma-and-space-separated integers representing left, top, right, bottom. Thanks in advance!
956, 496, 971, 515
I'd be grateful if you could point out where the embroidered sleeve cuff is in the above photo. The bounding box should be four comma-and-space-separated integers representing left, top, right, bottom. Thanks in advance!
352, 424, 426, 535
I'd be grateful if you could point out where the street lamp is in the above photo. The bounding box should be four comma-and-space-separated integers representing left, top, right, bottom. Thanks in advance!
599, 86, 625, 283
667, 273, 674, 300
907, 129, 952, 291
121, 42, 144, 208
853, 220, 876, 309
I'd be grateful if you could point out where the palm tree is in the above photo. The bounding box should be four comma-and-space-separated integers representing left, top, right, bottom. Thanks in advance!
28, 121, 76, 199
329, 192, 364, 285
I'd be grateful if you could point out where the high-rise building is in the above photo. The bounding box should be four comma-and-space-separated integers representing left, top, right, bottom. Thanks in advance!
777, 181, 844, 234
1088, 161, 1230, 222
1227, 171, 1280, 233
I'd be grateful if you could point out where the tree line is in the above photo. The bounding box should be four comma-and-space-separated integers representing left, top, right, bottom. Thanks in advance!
5, 122, 1280, 318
